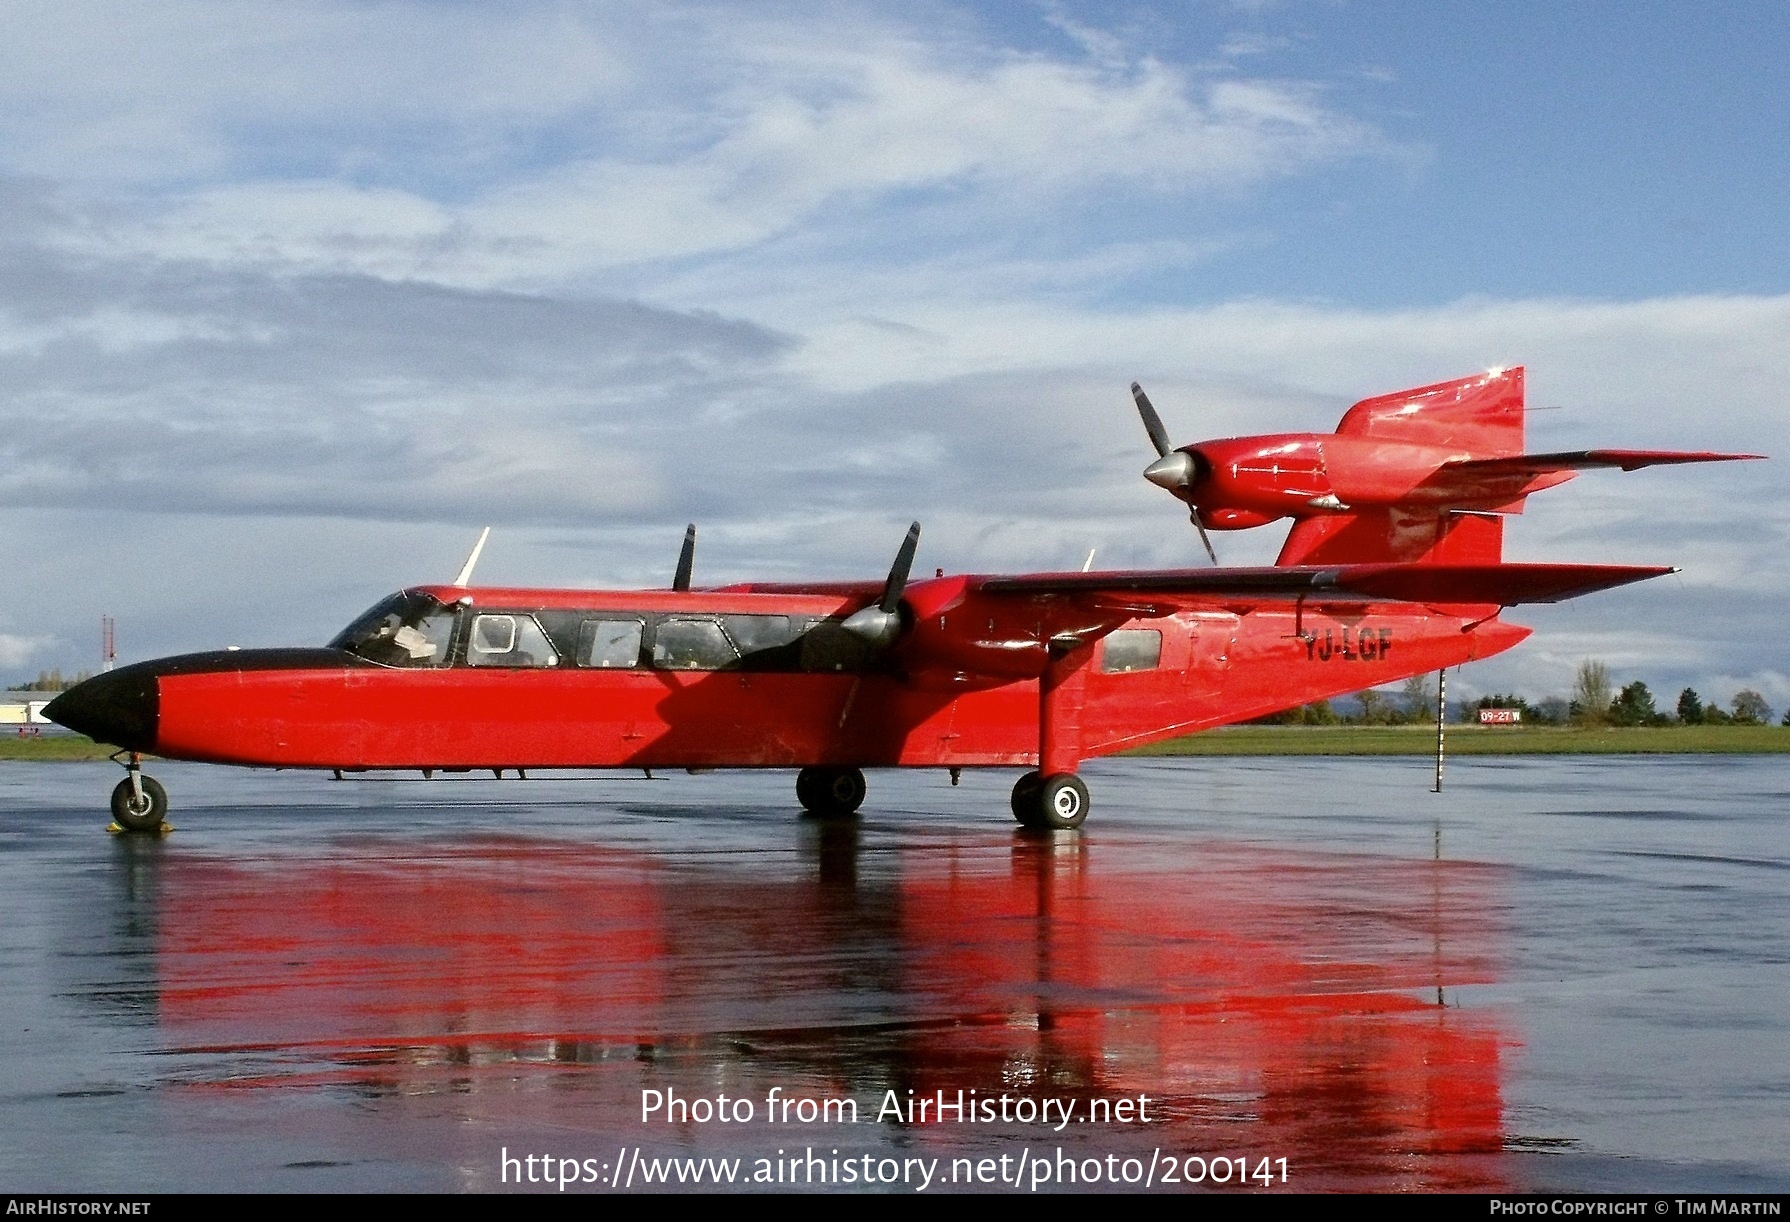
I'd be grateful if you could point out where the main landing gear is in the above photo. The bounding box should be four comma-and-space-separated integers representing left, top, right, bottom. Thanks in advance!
1010, 770, 1089, 831
109, 752, 169, 834
796, 766, 867, 818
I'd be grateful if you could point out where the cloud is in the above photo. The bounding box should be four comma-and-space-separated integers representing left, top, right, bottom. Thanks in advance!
0, 633, 51, 669
32, 5, 1386, 286
0, 224, 795, 526
0, 0, 633, 184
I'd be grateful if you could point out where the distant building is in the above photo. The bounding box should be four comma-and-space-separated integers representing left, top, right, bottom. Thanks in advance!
0, 698, 54, 726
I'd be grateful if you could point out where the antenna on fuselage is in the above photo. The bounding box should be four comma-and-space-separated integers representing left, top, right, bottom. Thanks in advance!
673, 524, 696, 592
453, 527, 491, 586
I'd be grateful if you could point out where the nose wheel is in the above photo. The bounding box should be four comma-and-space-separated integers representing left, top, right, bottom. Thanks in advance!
108, 753, 170, 834
1011, 771, 1088, 830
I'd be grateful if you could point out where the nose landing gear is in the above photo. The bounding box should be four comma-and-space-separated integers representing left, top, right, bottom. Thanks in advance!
108, 752, 170, 834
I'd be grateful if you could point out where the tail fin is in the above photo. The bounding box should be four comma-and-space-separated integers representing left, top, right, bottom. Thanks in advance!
1279, 368, 1523, 567
1336, 366, 1524, 455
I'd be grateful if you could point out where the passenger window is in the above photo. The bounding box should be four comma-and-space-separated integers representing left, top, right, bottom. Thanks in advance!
1101, 629, 1162, 673
721, 614, 802, 668
722, 614, 794, 653
798, 618, 878, 673
578, 619, 644, 668
466, 614, 560, 668
652, 618, 739, 671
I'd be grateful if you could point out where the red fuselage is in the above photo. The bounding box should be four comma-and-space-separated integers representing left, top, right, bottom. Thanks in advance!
55, 580, 1527, 773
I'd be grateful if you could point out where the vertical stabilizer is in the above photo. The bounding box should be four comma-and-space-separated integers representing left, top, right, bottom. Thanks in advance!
1278, 368, 1524, 567
1336, 366, 1525, 457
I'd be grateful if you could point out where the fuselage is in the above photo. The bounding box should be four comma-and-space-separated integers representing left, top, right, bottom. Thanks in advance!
47, 581, 1528, 772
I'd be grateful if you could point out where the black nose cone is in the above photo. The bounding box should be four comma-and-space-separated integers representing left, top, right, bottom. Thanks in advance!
44, 667, 158, 751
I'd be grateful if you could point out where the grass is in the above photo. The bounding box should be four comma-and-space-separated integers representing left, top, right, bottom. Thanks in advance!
1129, 723, 1790, 756
0, 735, 123, 761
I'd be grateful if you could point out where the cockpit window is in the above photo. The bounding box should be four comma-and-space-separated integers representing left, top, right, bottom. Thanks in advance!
330, 591, 458, 668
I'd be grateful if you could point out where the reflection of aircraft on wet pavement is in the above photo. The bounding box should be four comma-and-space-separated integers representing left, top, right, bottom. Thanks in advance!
48, 367, 1756, 831
135, 829, 1512, 1189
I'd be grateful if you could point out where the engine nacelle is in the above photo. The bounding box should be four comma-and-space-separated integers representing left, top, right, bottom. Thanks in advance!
1198, 506, 1281, 531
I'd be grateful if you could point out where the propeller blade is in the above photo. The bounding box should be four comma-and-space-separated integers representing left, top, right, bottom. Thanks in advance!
1131, 382, 1173, 458
879, 521, 922, 614
843, 521, 922, 647
1191, 509, 1218, 565
672, 523, 696, 592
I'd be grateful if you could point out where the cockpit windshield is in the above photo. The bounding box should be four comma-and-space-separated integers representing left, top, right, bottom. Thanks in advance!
329, 591, 458, 667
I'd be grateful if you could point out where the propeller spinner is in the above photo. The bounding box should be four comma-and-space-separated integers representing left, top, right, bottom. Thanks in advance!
1130, 382, 1218, 565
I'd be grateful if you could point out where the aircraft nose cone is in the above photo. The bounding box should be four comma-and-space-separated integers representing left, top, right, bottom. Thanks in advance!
43, 667, 158, 752
1144, 450, 1196, 490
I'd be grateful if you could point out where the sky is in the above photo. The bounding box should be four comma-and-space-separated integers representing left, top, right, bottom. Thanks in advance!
1, 0, 1786, 713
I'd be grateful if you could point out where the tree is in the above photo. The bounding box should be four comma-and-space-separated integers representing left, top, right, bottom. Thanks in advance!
1608, 680, 1659, 726
1676, 688, 1704, 724
6, 669, 89, 693
1731, 690, 1772, 725
1299, 699, 1340, 725
1531, 697, 1570, 725
1355, 689, 1391, 725
1573, 660, 1612, 725
1401, 673, 1437, 721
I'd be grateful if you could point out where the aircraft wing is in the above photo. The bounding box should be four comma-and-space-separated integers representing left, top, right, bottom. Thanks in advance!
973, 562, 1673, 607
1442, 449, 1763, 475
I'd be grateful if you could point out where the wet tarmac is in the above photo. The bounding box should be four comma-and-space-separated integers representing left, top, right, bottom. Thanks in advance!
1, 755, 1786, 1193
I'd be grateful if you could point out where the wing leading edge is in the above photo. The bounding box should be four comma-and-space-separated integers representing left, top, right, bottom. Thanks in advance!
974, 562, 1673, 607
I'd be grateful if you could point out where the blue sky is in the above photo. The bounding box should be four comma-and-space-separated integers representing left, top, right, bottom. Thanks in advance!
0, 0, 1785, 712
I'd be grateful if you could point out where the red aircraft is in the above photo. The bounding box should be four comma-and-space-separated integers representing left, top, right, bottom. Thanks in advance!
47, 367, 1756, 832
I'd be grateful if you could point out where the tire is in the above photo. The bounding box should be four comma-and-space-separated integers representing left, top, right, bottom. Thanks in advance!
1031, 773, 1089, 830
1010, 770, 1043, 825
110, 775, 168, 833
797, 766, 866, 817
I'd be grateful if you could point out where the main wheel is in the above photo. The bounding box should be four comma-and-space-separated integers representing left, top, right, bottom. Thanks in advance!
1028, 773, 1089, 830
1010, 770, 1043, 824
110, 775, 168, 833
796, 766, 867, 817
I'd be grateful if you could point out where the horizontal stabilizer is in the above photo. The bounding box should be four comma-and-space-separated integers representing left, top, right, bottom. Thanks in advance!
1445, 449, 1763, 475
975, 561, 1673, 606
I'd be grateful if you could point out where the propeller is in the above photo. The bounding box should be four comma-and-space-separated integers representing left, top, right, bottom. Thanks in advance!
841, 521, 921, 646
672, 524, 696, 592
1131, 382, 1218, 565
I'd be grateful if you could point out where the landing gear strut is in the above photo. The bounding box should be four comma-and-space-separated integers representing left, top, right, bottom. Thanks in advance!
796, 766, 867, 817
109, 752, 168, 833
1011, 770, 1089, 831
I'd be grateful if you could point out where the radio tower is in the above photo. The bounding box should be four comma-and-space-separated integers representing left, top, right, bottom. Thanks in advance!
101, 616, 115, 673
